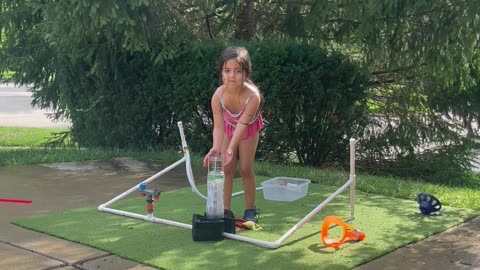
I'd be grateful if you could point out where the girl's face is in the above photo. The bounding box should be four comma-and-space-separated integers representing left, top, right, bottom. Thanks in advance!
222, 59, 245, 88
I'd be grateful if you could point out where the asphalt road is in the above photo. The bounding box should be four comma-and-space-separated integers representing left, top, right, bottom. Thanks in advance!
0, 83, 71, 129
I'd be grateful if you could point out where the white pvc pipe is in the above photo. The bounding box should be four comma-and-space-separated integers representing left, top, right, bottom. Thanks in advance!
177, 122, 188, 151
99, 156, 187, 210
100, 177, 353, 249
223, 232, 277, 248
102, 207, 192, 229
98, 121, 357, 249
274, 177, 353, 246
349, 138, 356, 221
232, 186, 264, 197
100, 206, 279, 248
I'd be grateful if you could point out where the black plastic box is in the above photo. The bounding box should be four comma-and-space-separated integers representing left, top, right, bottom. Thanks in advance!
192, 214, 224, 241
223, 217, 236, 234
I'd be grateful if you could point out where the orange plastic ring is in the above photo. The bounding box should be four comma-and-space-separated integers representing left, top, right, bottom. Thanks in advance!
320, 216, 365, 249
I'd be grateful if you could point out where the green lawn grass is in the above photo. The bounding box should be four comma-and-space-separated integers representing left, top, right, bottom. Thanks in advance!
1, 70, 15, 80
0, 127, 67, 146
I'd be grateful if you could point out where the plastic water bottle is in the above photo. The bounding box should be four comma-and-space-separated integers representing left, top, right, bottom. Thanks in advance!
206, 156, 224, 219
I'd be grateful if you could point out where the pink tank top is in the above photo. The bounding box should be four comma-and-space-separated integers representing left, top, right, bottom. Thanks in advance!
215, 87, 264, 139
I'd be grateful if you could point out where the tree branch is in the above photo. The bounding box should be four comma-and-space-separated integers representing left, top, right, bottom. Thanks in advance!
205, 15, 214, 39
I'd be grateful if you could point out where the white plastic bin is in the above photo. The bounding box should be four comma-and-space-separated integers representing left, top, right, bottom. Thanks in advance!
261, 177, 311, 202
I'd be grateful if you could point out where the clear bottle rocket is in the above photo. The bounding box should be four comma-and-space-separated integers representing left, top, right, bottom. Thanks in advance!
206, 156, 224, 219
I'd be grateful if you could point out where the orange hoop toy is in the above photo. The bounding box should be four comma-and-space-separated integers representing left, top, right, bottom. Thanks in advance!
321, 216, 365, 249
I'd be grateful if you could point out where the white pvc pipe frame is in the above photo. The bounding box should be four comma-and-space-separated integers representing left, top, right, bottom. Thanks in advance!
98, 121, 356, 249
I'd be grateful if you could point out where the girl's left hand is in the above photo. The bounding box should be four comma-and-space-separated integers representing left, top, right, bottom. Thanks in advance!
224, 149, 233, 166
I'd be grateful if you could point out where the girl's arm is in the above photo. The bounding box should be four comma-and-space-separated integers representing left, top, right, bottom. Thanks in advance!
203, 93, 224, 167
224, 94, 261, 166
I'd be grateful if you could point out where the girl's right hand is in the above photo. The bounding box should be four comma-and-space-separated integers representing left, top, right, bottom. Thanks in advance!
203, 149, 220, 168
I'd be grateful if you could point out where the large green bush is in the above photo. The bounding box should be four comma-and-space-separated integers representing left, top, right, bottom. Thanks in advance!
148, 42, 225, 152
251, 43, 369, 165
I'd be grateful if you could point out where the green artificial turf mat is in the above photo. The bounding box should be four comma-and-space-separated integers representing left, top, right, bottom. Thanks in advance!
13, 176, 478, 270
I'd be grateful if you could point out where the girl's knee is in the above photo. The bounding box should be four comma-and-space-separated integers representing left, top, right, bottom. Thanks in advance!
239, 166, 254, 178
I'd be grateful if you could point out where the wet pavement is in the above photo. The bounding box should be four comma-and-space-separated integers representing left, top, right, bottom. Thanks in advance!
0, 158, 203, 270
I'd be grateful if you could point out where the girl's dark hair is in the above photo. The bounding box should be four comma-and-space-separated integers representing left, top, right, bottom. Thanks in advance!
219, 46, 252, 81
218, 46, 264, 109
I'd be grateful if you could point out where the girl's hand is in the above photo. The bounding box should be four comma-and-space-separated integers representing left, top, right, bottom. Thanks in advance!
223, 148, 234, 167
203, 149, 220, 168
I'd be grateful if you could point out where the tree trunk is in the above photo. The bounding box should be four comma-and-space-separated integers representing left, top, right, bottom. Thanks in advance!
234, 0, 255, 40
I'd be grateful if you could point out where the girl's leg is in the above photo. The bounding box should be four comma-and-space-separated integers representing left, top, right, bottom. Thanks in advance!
238, 133, 260, 210
221, 135, 237, 211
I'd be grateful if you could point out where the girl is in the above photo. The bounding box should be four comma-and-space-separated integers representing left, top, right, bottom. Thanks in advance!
203, 46, 264, 222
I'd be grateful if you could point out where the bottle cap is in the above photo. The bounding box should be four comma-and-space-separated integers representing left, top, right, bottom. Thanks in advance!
208, 156, 222, 162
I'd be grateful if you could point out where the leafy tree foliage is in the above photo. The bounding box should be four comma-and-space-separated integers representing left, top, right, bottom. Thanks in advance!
303, 0, 480, 180
0, 0, 191, 129
1, 0, 479, 182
